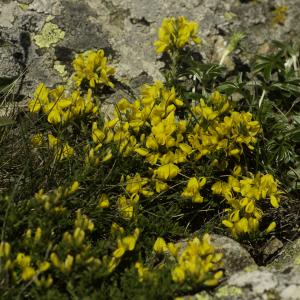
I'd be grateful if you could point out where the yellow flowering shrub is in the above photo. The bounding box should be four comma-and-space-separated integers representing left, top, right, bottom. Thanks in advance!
1, 15, 292, 299
153, 235, 223, 286
212, 172, 282, 238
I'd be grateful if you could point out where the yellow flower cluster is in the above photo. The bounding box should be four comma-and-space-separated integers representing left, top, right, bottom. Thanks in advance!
188, 92, 260, 160
107, 227, 140, 272
99, 84, 260, 210
25, 227, 43, 244
117, 173, 154, 220
16, 252, 51, 282
154, 16, 201, 53
34, 181, 79, 212
1, 236, 52, 287
49, 211, 100, 276
31, 133, 75, 161
153, 234, 223, 286
135, 261, 152, 282
1, 241, 53, 287
63, 209, 95, 247
72, 49, 115, 88
212, 170, 282, 238
28, 83, 98, 125
0, 242, 12, 271
181, 177, 206, 203
111, 82, 187, 177
48, 134, 75, 160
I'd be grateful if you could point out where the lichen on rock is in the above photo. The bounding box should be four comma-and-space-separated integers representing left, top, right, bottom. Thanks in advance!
215, 286, 243, 298
34, 21, 65, 48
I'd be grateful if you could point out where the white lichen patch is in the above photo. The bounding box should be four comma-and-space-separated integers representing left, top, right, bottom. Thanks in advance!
228, 270, 277, 294
54, 61, 68, 80
34, 22, 65, 48
215, 285, 242, 298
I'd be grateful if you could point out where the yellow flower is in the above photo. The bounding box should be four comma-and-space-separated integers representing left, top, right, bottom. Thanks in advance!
92, 122, 105, 144
98, 194, 110, 208
155, 180, 169, 193
107, 257, 120, 273
235, 217, 249, 234
28, 83, 49, 113
265, 221, 276, 234
47, 108, 61, 124
153, 237, 168, 254
222, 220, 233, 228
181, 177, 206, 203
102, 149, 113, 162
64, 181, 79, 196
125, 173, 149, 195
0, 242, 11, 257
16, 253, 31, 268
111, 223, 125, 235
31, 134, 44, 147
195, 99, 218, 120
59, 143, 75, 160
117, 195, 136, 220
38, 261, 50, 273
135, 262, 151, 282
75, 209, 94, 231
63, 255, 74, 273
21, 267, 36, 281
167, 242, 180, 257
134, 148, 149, 156
73, 228, 85, 246
178, 143, 193, 155
34, 227, 42, 242
172, 266, 185, 283
270, 195, 279, 208
50, 253, 60, 268
154, 163, 180, 180
113, 228, 140, 258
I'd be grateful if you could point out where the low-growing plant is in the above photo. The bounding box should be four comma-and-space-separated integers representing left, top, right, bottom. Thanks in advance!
0, 16, 299, 299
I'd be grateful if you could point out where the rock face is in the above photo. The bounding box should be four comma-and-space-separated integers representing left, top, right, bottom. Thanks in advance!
210, 234, 256, 277
183, 237, 300, 300
1, 0, 300, 99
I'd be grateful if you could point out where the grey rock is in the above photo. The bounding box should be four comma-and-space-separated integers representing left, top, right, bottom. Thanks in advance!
280, 285, 300, 300
210, 234, 256, 277
269, 237, 300, 271
262, 237, 284, 263
1, 0, 300, 100
228, 269, 278, 294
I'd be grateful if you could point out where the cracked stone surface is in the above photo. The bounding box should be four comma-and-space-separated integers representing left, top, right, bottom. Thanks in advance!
1, 0, 300, 99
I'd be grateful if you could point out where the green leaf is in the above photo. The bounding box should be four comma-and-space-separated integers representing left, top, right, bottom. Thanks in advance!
0, 116, 15, 127
253, 52, 285, 81
271, 80, 300, 95
287, 128, 300, 142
